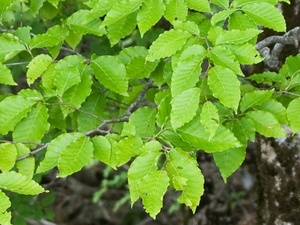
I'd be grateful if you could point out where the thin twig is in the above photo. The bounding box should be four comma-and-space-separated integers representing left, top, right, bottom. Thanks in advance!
16, 143, 49, 161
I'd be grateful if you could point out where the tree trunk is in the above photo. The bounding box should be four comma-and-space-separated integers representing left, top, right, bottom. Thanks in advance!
256, 133, 300, 225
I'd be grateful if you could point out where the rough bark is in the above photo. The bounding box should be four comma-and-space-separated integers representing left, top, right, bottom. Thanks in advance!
256, 133, 300, 225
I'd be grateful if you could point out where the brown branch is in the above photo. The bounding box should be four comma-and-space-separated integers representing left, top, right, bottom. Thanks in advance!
16, 143, 49, 161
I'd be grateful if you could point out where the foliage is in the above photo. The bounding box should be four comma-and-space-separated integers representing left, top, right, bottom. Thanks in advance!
0, 0, 298, 223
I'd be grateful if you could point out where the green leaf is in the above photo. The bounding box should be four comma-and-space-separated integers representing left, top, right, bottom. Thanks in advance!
129, 107, 156, 137
164, 0, 188, 22
208, 46, 243, 75
171, 45, 206, 97
128, 141, 162, 204
18, 89, 43, 101
287, 98, 300, 133
160, 129, 196, 151
137, 0, 165, 36
139, 171, 169, 219
185, 0, 210, 12
0, 96, 36, 135
92, 136, 115, 168
36, 132, 83, 173
0, 171, 45, 195
208, 66, 241, 112
173, 20, 200, 36
58, 135, 94, 177
126, 56, 158, 79
15, 144, 35, 179
155, 90, 171, 126
242, 2, 286, 32
240, 89, 274, 112
234, 0, 278, 8
102, 0, 144, 27
246, 110, 286, 138
0, 143, 17, 172
216, 29, 262, 45
225, 43, 263, 64
210, 0, 229, 8
30, 0, 46, 15
231, 116, 256, 144
166, 148, 204, 213
200, 101, 219, 139
107, 11, 137, 45
256, 99, 287, 124
0, 63, 17, 85
61, 65, 92, 116
0, 190, 11, 225
77, 92, 105, 132
13, 103, 49, 144
177, 117, 241, 152
118, 46, 148, 65
91, 55, 128, 96
171, 88, 200, 129
54, 65, 81, 97
29, 25, 69, 49
228, 11, 257, 30
26, 54, 53, 85
211, 9, 236, 26
146, 29, 191, 62
214, 147, 246, 182
0, 34, 26, 62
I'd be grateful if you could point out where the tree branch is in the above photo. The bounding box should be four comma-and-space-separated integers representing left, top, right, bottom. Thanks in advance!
255, 26, 300, 70
16, 143, 49, 161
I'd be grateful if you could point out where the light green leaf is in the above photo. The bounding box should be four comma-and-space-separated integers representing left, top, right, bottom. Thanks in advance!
16, 144, 35, 179
160, 129, 196, 151
102, 0, 144, 27
242, 2, 286, 32
92, 55, 128, 96
256, 99, 287, 124
0, 63, 16, 85
0, 143, 17, 172
0, 171, 45, 195
0, 96, 36, 135
13, 103, 49, 144
177, 117, 241, 152
61, 65, 92, 116
27, 54, 53, 85
173, 20, 200, 36
155, 90, 171, 126
214, 147, 246, 182
166, 148, 204, 213
92, 135, 113, 166
225, 43, 263, 64
246, 110, 286, 138
30, 0, 46, 15
107, 11, 137, 45
234, 0, 278, 8
208, 46, 243, 75
171, 45, 206, 97
287, 98, 300, 133
216, 29, 262, 45
185, 0, 210, 12
228, 11, 257, 30
171, 88, 200, 129
164, 0, 188, 22
210, 0, 229, 8
54, 66, 81, 97
208, 66, 241, 112
139, 171, 169, 219
36, 132, 83, 173
200, 101, 219, 139
18, 89, 43, 101
129, 107, 156, 137
128, 141, 162, 204
126, 56, 158, 79
30, 25, 69, 49
137, 0, 165, 36
240, 89, 274, 112
0, 190, 11, 225
118, 46, 148, 65
211, 9, 236, 26
58, 136, 94, 177
0, 34, 26, 62
146, 29, 191, 62
77, 92, 105, 132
